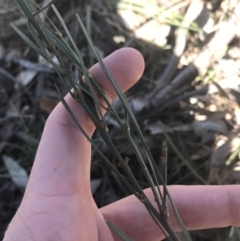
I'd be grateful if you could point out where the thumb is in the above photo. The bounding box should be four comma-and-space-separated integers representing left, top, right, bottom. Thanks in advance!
25, 48, 144, 197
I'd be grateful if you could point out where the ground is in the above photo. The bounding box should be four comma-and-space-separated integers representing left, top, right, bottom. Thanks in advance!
0, 0, 240, 240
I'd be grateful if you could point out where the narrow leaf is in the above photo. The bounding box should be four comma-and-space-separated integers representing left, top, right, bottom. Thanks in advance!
158, 121, 206, 184
106, 220, 134, 241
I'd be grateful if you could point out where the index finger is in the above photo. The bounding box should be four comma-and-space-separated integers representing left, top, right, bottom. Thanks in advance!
101, 185, 240, 241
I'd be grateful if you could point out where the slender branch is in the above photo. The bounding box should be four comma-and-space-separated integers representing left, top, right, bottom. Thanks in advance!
33, 0, 57, 16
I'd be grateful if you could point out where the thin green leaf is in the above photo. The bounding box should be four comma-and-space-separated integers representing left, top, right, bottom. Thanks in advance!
77, 12, 163, 214
50, 6, 102, 121
158, 121, 206, 184
50, 4, 83, 63
86, 4, 94, 66
226, 147, 240, 166
76, 14, 185, 240
27, 22, 47, 55
79, 79, 100, 122
106, 220, 134, 241
11, 23, 47, 58
15, 0, 49, 42
162, 143, 168, 216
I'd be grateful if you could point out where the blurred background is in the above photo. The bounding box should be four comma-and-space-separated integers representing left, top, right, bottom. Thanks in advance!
0, 0, 240, 240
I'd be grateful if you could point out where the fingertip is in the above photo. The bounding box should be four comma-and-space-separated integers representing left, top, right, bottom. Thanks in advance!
89, 47, 145, 100
120, 47, 145, 88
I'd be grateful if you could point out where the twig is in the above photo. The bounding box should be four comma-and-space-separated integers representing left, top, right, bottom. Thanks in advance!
33, 0, 56, 16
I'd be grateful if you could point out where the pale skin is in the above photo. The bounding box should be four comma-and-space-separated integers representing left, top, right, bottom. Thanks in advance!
3, 48, 240, 241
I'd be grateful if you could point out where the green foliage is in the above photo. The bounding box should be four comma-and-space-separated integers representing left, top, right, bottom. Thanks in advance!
12, 0, 193, 240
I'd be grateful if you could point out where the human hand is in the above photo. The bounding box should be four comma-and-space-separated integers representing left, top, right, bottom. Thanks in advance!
4, 48, 240, 241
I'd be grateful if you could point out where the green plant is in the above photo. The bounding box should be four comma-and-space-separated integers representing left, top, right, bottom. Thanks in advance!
12, 1, 193, 240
